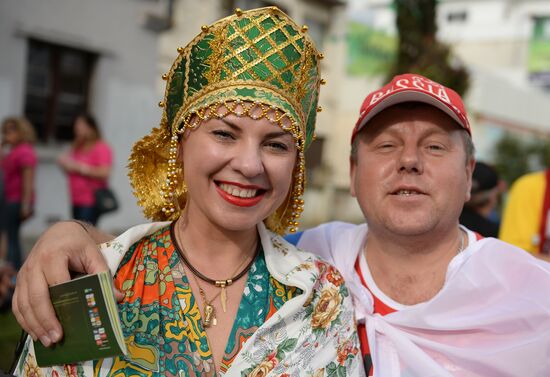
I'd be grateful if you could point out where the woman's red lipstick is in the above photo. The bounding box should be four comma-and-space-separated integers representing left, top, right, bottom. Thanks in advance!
215, 181, 265, 207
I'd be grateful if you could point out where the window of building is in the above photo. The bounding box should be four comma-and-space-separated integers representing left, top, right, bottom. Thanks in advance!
447, 11, 468, 23
528, 16, 550, 87
24, 39, 97, 143
537, 17, 550, 39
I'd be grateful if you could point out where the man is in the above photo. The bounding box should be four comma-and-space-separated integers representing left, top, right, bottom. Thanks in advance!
459, 161, 501, 238
13, 74, 550, 376
500, 169, 550, 262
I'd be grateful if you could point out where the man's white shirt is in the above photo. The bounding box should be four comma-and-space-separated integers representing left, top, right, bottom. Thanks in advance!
297, 221, 550, 377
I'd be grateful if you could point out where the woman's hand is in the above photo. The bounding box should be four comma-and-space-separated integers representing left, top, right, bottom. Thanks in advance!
20, 202, 33, 221
57, 154, 78, 173
12, 221, 115, 346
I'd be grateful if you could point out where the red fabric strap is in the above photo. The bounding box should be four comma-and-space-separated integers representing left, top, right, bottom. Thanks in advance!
539, 169, 550, 254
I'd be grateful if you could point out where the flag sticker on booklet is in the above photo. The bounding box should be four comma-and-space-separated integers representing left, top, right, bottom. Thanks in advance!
33, 271, 127, 366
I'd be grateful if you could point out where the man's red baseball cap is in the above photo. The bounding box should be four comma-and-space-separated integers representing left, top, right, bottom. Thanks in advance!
351, 73, 471, 143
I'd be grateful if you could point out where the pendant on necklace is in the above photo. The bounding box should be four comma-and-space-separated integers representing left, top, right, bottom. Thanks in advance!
220, 286, 227, 313
203, 303, 216, 327
216, 280, 230, 313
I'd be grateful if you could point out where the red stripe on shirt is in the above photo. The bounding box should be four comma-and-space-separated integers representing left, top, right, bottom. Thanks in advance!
356, 231, 478, 375
355, 256, 396, 376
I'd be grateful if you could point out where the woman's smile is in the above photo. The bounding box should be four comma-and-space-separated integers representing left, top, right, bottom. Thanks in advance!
215, 181, 267, 207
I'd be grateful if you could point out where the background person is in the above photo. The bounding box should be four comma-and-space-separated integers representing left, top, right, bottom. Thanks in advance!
0, 169, 6, 262
12, 7, 361, 376
459, 161, 502, 237
57, 113, 112, 225
499, 169, 550, 262
0, 117, 37, 270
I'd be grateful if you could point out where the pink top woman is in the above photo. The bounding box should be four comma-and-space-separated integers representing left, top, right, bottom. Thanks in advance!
1, 117, 37, 268
58, 114, 112, 225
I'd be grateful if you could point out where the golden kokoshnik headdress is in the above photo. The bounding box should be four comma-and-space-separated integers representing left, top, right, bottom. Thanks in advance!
128, 7, 324, 234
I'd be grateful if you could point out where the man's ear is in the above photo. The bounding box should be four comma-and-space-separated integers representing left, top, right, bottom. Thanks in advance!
350, 156, 357, 198
465, 158, 476, 202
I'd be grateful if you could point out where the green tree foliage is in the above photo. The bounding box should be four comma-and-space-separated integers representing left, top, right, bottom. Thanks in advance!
347, 22, 397, 76
387, 0, 470, 95
493, 133, 550, 185
493, 133, 530, 185
528, 139, 550, 168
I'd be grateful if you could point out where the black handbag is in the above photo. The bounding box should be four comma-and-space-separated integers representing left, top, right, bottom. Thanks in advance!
94, 187, 119, 215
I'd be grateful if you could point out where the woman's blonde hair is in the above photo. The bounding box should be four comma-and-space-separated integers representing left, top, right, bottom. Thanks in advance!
2, 116, 37, 144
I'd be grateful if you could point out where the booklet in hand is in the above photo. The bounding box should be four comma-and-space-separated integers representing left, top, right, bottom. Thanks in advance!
33, 271, 127, 366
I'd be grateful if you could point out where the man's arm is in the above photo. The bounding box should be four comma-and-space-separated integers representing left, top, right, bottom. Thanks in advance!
12, 221, 115, 346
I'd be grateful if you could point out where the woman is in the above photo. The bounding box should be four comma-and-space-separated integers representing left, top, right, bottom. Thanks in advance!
58, 114, 113, 225
0, 117, 37, 269
14, 7, 361, 377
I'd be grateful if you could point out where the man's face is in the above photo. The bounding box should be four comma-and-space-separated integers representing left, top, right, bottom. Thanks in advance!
350, 104, 474, 239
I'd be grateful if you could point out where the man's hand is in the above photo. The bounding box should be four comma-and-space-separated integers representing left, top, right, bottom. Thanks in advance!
12, 221, 114, 347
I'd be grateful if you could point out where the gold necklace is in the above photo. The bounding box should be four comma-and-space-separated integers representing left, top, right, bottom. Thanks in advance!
190, 273, 222, 327
170, 222, 257, 327
189, 254, 250, 327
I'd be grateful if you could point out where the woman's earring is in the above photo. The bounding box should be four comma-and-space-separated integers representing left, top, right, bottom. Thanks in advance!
161, 133, 179, 216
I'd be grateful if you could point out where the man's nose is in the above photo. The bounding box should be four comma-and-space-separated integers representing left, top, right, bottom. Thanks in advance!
398, 144, 423, 174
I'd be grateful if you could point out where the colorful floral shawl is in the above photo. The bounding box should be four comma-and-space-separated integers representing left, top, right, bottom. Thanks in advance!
15, 222, 363, 377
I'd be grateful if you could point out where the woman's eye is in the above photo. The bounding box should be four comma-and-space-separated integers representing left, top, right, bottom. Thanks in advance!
212, 130, 234, 140
266, 141, 289, 151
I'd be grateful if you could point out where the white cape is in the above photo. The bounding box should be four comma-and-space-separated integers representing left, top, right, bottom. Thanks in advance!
298, 221, 550, 377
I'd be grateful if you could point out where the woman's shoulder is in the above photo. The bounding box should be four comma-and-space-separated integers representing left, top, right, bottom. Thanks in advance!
255, 229, 360, 372
261, 228, 348, 289
264, 229, 326, 265
14, 142, 36, 155
126, 224, 172, 256
99, 222, 172, 275
89, 140, 112, 155
94, 139, 111, 148
11, 142, 37, 165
